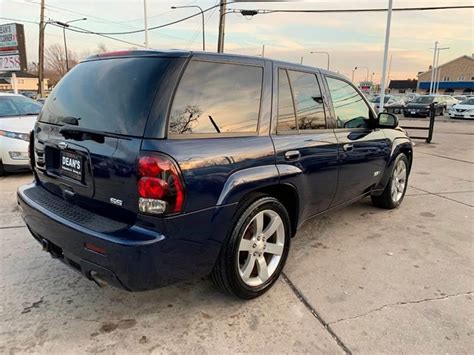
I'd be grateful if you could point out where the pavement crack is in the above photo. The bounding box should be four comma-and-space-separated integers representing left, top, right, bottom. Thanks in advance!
282, 273, 352, 355
0, 225, 26, 230
416, 151, 474, 164
328, 291, 474, 325
408, 185, 474, 207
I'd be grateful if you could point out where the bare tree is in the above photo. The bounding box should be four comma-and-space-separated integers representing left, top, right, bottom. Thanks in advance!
45, 43, 78, 85
97, 43, 107, 53
169, 105, 202, 134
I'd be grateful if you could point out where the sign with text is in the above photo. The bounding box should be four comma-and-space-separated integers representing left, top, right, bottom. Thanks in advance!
0, 54, 21, 71
0, 23, 27, 71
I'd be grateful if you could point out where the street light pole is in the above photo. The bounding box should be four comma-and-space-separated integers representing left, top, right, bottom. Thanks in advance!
310, 51, 330, 70
143, 0, 149, 47
433, 46, 449, 94
379, 0, 393, 110
171, 5, 206, 51
53, 18, 87, 72
429, 41, 438, 94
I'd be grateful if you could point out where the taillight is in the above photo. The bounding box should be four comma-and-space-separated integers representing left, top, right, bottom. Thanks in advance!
137, 155, 185, 215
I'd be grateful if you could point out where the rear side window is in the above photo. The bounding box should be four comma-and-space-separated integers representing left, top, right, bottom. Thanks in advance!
39, 57, 173, 136
277, 69, 297, 132
288, 70, 326, 130
169, 60, 262, 135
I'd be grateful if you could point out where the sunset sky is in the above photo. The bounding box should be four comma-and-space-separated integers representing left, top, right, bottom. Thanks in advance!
2, 0, 473, 83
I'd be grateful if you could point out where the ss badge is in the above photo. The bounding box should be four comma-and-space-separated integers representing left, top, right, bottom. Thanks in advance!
110, 197, 123, 206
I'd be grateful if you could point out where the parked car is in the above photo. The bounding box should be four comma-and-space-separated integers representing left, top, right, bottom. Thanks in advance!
403, 95, 445, 117
448, 97, 474, 119
18, 50, 413, 299
0, 93, 42, 175
385, 96, 409, 114
369, 95, 400, 113
21, 91, 37, 100
453, 95, 467, 102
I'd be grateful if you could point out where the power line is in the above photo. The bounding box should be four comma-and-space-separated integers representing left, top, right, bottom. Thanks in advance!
0, 17, 38, 24
54, 4, 474, 36
251, 5, 474, 14
63, 2, 228, 36
49, 23, 145, 48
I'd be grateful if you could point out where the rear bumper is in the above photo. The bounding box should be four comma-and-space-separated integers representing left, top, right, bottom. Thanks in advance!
17, 183, 235, 291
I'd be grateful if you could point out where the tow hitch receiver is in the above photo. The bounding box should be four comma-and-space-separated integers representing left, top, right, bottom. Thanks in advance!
41, 238, 62, 259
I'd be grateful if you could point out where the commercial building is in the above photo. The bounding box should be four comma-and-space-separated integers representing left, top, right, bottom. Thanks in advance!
417, 55, 474, 95
0, 71, 48, 93
388, 79, 418, 93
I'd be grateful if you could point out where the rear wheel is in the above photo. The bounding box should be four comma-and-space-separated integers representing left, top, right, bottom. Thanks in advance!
211, 195, 291, 299
0, 161, 5, 176
371, 154, 409, 209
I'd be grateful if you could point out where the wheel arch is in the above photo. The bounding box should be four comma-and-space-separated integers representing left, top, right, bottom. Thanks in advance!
373, 137, 413, 194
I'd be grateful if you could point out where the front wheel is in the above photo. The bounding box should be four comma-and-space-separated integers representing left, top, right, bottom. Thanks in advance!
371, 154, 409, 209
211, 196, 291, 299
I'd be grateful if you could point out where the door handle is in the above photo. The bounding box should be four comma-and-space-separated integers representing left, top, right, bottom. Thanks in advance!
284, 150, 301, 161
342, 144, 354, 152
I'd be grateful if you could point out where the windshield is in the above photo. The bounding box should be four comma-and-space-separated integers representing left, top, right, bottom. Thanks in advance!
0, 95, 42, 117
413, 96, 434, 104
39, 57, 174, 136
460, 98, 474, 105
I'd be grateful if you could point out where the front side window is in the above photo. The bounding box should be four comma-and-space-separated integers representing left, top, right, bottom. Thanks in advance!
169, 61, 262, 135
288, 70, 326, 130
277, 69, 297, 132
326, 77, 371, 129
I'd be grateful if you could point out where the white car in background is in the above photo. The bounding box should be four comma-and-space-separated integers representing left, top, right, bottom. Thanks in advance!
449, 97, 474, 120
0, 93, 42, 175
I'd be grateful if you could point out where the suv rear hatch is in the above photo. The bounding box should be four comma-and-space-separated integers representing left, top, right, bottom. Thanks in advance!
33, 53, 186, 224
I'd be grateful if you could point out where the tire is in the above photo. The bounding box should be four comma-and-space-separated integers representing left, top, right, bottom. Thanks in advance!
403, 113, 409, 117
371, 154, 409, 209
0, 161, 5, 176
211, 195, 291, 299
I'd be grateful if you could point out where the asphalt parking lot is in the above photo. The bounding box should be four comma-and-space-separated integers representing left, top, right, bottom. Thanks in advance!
1, 118, 473, 354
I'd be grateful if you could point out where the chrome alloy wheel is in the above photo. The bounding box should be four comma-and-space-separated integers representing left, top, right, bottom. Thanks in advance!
391, 159, 407, 203
237, 210, 285, 287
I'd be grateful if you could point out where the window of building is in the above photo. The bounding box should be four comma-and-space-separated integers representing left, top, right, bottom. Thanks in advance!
287, 70, 326, 130
326, 76, 371, 129
458, 74, 464, 81
443, 76, 450, 82
277, 69, 297, 132
169, 60, 263, 135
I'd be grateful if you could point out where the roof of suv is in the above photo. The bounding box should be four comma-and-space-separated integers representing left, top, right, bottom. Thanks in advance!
83, 49, 336, 76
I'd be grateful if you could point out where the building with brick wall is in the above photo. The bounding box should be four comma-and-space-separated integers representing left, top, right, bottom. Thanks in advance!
417, 55, 474, 95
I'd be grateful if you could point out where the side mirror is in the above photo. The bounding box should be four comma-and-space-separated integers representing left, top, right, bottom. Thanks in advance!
377, 112, 398, 129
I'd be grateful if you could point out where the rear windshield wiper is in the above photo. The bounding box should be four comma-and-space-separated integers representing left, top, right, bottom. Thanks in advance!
59, 125, 131, 142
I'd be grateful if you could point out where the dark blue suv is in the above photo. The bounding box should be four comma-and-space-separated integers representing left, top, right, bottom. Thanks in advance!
18, 50, 412, 299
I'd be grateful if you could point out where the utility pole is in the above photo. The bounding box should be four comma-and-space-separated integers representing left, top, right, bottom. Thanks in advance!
261, 44, 265, 58
300, 56, 304, 64
38, 0, 45, 97
429, 41, 438, 94
143, 0, 149, 47
217, 0, 226, 52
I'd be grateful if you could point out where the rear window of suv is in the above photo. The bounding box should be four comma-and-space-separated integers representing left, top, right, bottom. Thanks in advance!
169, 60, 263, 135
39, 57, 174, 137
